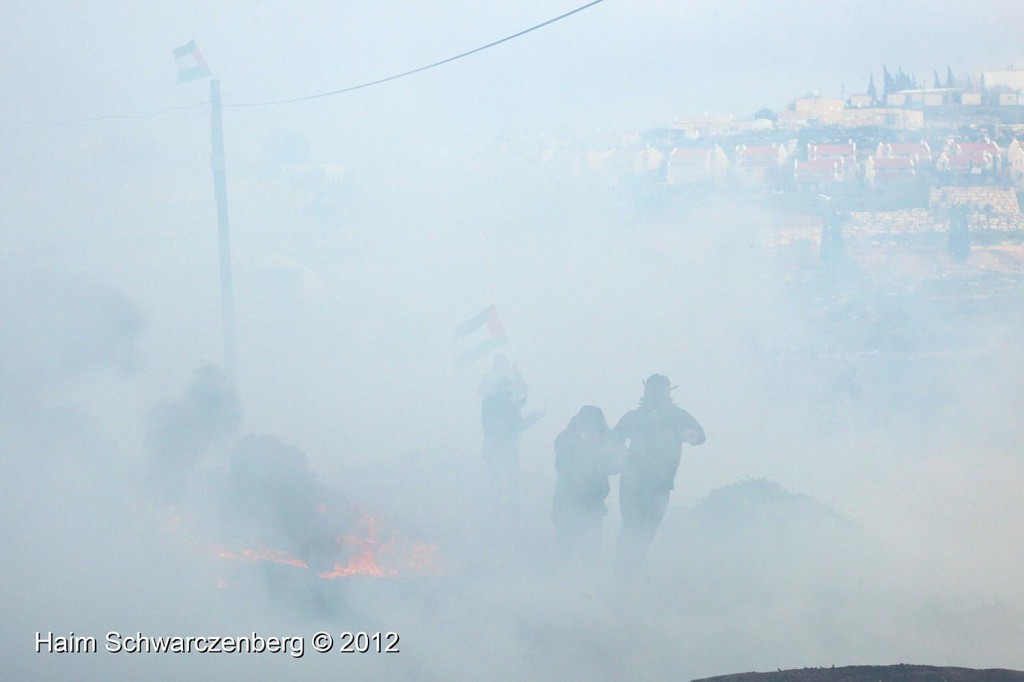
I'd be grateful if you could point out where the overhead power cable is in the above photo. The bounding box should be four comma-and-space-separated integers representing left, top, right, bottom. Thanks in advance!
0, 0, 606, 132
0, 102, 208, 134
226, 0, 605, 108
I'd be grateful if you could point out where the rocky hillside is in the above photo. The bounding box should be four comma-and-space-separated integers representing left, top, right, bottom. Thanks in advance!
695, 665, 1024, 682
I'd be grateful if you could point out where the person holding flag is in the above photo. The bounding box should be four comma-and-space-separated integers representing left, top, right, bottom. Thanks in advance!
481, 376, 543, 523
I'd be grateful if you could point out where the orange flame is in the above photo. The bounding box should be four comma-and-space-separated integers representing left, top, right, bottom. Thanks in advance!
319, 514, 399, 579
170, 505, 445, 581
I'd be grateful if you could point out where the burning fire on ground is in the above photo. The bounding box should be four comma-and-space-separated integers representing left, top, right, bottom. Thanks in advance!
163, 435, 445, 589
170, 506, 446, 586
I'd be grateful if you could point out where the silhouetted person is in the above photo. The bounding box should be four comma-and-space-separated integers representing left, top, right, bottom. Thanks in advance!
553, 406, 625, 565
614, 374, 705, 578
948, 206, 970, 261
481, 378, 542, 521
821, 209, 845, 263
479, 353, 528, 403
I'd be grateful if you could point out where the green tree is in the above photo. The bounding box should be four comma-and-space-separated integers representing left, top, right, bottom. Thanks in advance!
945, 66, 958, 88
894, 67, 916, 90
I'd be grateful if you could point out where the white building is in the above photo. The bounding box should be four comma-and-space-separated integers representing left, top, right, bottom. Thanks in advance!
983, 70, 1024, 92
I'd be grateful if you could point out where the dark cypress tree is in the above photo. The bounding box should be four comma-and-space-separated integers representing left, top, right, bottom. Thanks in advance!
945, 65, 957, 88
896, 67, 917, 90
867, 74, 878, 103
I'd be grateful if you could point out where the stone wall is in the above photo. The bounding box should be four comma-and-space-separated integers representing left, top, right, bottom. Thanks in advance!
929, 186, 1021, 213
846, 209, 938, 235
967, 213, 1024, 231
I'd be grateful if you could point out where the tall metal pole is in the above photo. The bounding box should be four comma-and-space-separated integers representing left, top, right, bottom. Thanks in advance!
209, 78, 237, 385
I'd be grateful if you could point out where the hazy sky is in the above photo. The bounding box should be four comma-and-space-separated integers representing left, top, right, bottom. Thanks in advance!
5, 0, 1024, 138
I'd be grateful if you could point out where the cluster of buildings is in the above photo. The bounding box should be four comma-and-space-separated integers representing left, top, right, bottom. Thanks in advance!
778, 68, 1024, 125
558, 67, 1024, 192
572, 136, 1024, 190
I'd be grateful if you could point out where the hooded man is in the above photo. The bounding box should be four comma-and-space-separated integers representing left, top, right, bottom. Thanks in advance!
613, 374, 705, 577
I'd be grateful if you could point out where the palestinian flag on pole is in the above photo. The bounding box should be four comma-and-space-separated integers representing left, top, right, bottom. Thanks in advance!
173, 40, 212, 83
454, 305, 507, 368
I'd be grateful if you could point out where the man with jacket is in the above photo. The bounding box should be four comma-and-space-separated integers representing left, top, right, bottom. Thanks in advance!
613, 374, 705, 577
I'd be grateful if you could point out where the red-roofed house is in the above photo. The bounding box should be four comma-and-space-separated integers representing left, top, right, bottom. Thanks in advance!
665, 146, 728, 185
864, 157, 917, 186
940, 141, 1003, 174
876, 141, 932, 165
733, 144, 788, 185
953, 141, 1000, 157
575, 145, 665, 179
936, 149, 995, 175
735, 144, 788, 167
808, 142, 857, 163
806, 142, 858, 182
794, 158, 846, 188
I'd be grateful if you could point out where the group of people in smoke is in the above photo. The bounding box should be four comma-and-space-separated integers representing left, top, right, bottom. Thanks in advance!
479, 355, 705, 576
